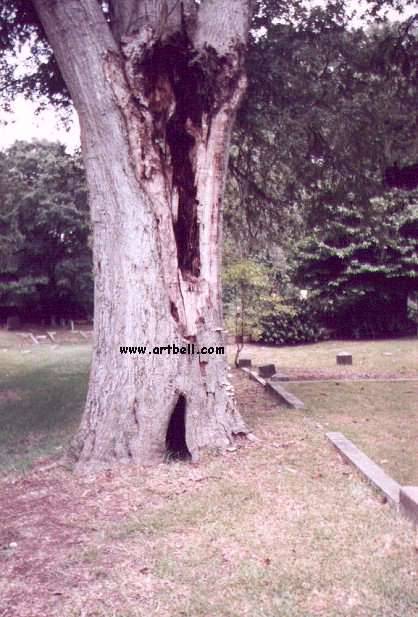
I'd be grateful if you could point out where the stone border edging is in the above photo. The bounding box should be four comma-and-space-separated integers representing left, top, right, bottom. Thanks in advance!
326, 431, 401, 505
240, 367, 305, 409
286, 378, 418, 384
266, 381, 305, 409
327, 432, 418, 525
400, 487, 418, 525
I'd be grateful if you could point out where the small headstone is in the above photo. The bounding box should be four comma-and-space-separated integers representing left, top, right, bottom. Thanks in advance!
238, 358, 252, 368
6, 316, 21, 330
259, 364, 276, 378
47, 331, 56, 343
336, 352, 352, 365
29, 333, 39, 345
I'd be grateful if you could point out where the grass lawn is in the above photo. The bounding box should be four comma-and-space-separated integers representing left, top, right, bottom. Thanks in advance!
230, 337, 418, 378
1, 369, 418, 617
1, 333, 418, 616
0, 340, 90, 471
290, 381, 418, 485
229, 337, 418, 484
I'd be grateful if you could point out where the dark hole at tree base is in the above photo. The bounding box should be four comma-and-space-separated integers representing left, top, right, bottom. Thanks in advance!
165, 394, 191, 461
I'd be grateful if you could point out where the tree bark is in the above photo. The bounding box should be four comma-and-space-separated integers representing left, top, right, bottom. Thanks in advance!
33, 0, 252, 471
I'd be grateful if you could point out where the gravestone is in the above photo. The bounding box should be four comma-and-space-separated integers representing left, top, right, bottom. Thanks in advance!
259, 364, 276, 378
336, 352, 352, 365
238, 358, 252, 368
6, 316, 20, 330
69, 319, 75, 331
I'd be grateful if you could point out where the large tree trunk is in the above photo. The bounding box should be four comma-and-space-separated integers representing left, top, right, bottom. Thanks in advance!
33, 0, 252, 471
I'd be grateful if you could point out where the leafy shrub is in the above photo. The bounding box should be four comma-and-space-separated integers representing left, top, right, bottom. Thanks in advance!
223, 259, 273, 342
259, 300, 330, 345
223, 259, 329, 346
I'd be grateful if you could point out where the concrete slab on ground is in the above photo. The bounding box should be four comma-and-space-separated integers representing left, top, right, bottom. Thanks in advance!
326, 431, 400, 505
400, 486, 418, 524
241, 366, 266, 387
239, 367, 304, 409
265, 382, 305, 409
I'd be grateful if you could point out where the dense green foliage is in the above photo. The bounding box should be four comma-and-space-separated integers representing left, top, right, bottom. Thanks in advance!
1, 1, 417, 336
224, 2, 418, 338
222, 259, 272, 341
259, 302, 328, 345
0, 141, 92, 321
226, 4, 417, 245
294, 193, 418, 337
0, 1, 70, 113
223, 258, 328, 346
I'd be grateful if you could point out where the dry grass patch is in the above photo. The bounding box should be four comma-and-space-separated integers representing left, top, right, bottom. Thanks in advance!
2, 371, 418, 617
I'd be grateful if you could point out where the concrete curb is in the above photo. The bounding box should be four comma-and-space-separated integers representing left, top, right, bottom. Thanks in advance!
327, 432, 418, 528
239, 367, 304, 409
265, 381, 305, 409
285, 378, 418, 384
326, 431, 401, 505
400, 487, 418, 524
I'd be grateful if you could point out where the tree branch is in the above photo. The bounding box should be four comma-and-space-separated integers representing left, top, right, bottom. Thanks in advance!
109, 0, 198, 44
33, 0, 118, 112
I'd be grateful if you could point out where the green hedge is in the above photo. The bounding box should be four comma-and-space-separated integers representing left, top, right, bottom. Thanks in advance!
259, 303, 330, 345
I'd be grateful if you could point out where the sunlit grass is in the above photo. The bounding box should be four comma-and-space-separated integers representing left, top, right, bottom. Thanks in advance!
228, 337, 418, 376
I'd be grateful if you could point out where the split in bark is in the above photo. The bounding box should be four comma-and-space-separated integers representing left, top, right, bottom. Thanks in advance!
33, 0, 253, 472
